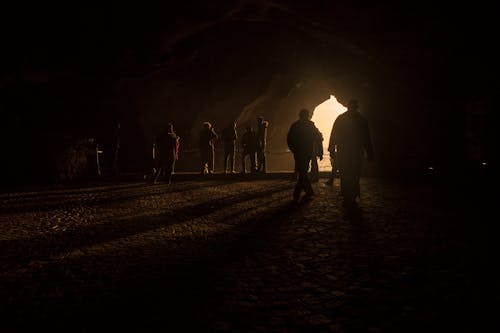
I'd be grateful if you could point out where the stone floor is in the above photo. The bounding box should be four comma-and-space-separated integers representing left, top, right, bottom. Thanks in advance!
0, 175, 497, 332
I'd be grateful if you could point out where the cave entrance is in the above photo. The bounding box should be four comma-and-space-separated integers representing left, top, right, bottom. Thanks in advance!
311, 95, 346, 171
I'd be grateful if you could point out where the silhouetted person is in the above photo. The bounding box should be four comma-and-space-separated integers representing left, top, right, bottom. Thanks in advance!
221, 121, 238, 174
287, 109, 323, 203
153, 123, 179, 184
111, 121, 121, 176
256, 116, 269, 173
241, 125, 259, 173
199, 121, 218, 174
310, 131, 324, 182
329, 99, 374, 207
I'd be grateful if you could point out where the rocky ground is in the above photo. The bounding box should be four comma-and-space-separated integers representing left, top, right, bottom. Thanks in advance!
0, 175, 497, 332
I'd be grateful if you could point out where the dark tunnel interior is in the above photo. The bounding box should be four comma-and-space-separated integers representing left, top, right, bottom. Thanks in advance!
0, 0, 497, 185
1, 2, 499, 332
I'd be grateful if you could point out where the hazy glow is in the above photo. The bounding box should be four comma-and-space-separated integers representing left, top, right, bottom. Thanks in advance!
311, 95, 346, 171
311, 95, 346, 150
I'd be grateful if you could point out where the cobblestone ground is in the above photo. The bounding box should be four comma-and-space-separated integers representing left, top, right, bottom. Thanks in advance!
0, 176, 497, 332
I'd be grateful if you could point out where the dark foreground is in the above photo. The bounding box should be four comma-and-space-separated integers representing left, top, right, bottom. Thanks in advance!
0, 175, 497, 332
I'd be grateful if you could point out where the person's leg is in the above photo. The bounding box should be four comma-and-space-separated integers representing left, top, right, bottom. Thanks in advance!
209, 148, 215, 173
200, 149, 206, 174
310, 157, 319, 182
261, 151, 266, 173
293, 170, 303, 202
340, 170, 356, 206
223, 150, 229, 173
165, 153, 175, 184
153, 158, 163, 184
241, 152, 247, 173
293, 155, 307, 201
250, 152, 257, 173
229, 147, 235, 172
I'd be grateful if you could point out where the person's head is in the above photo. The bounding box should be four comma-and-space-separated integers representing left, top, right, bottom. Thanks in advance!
203, 122, 212, 129
167, 123, 174, 132
299, 108, 310, 120
347, 99, 359, 111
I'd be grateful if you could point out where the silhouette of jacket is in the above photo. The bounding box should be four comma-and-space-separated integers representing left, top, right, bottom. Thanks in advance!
221, 125, 237, 147
328, 107, 374, 203
287, 115, 322, 201
241, 129, 260, 152
287, 118, 322, 159
328, 110, 374, 170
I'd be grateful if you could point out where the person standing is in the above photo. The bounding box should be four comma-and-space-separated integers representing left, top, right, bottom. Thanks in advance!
153, 123, 179, 184
256, 116, 269, 173
241, 125, 259, 174
199, 121, 218, 174
287, 109, 323, 203
221, 121, 238, 174
328, 98, 374, 207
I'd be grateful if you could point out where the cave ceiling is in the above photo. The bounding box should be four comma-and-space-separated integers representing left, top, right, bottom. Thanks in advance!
0, 0, 498, 155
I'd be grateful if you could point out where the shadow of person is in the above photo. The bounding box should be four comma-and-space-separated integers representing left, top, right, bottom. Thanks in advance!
342, 202, 364, 222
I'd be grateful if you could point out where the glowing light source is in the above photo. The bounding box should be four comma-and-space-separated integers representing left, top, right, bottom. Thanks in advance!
311, 95, 346, 171
311, 95, 346, 150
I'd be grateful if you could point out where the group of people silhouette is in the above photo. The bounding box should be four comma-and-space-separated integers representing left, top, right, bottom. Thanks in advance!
149, 98, 374, 208
287, 99, 374, 207
148, 116, 269, 184
197, 116, 269, 175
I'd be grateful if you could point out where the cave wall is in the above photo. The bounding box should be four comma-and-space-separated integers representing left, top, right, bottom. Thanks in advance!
1, 1, 498, 184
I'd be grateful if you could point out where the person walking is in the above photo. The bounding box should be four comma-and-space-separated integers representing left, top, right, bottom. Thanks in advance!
287, 109, 323, 203
328, 98, 374, 207
153, 123, 179, 184
199, 121, 218, 174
